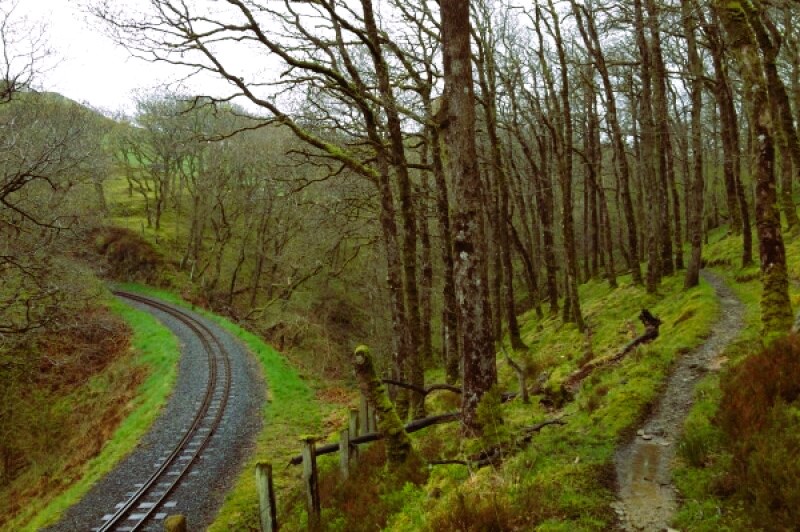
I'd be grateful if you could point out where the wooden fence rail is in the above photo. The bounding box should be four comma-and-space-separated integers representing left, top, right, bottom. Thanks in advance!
288, 411, 459, 466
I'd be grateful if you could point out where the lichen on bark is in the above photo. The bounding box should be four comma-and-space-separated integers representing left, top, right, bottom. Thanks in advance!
352, 345, 416, 467
713, 0, 793, 334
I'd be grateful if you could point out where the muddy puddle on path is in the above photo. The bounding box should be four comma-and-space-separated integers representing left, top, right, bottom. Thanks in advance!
613, 270, 745, 531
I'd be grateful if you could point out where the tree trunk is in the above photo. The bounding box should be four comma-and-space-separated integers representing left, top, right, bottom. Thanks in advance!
440, 0, 496, 433
634, 0, 662, 293
546, 0, 584, 331
430, 125, 461, 384
705, 10, 754, 265
474, 18, 526, 349
713, 0, 793, 333
683, 0, 705, 289
361, 0, 423, 418
571, 0, 642, 284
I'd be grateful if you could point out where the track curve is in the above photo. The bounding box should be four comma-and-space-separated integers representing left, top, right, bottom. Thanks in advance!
46, 292, 264, 532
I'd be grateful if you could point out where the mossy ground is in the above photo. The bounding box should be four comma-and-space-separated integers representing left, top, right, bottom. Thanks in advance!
278, 270, 719, 531
2, 297, 179, 531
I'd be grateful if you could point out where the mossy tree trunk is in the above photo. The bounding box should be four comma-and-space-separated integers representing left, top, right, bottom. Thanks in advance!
353, 346, 416, 467
440, 0, 497, 433
713, 0, 793, 334
430, 124, 461, 384
361, 0, 424, 419
634, 0, 662, 294
645, 0, 677, 274
545, 0, 584, 331
584, 68, 617, 288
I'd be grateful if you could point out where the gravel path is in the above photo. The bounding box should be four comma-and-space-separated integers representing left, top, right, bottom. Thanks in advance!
45, 295, 264, 532
612, 270, 744, 531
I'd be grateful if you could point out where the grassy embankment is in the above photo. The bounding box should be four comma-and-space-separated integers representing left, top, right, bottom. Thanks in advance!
114, 283, 327, 531
2, 298, 178, 531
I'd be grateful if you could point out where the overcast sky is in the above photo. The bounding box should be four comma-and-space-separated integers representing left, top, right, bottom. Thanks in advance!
19, 0, 193, 114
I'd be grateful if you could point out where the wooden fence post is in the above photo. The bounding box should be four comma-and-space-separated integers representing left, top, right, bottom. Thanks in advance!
339, 428, 351, 479
359, 394, 369, 436
301, 436, 321, 529
164, 514, 187, 532
255, 461, 278, 532
348, 408, 359, 462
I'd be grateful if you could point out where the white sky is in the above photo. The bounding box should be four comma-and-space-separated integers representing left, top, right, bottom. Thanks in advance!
19, 0, 197, 114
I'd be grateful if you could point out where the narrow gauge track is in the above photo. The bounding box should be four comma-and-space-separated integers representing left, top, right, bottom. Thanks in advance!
97, 291, 233, 532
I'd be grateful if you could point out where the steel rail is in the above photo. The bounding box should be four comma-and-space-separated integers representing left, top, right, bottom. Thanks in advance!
97, 291, 233, 532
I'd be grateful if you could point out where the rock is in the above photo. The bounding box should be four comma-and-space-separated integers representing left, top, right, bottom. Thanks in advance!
641, 433, 653, 441
637, 429, 645, 437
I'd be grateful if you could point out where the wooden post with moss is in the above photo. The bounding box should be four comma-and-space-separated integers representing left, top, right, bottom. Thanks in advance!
352, 345, 416, 466
164, 515, 187, 532
255, 461, 278, 532
301, 436, 321, 528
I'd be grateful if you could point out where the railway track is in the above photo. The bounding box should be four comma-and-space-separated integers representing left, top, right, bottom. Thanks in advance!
96, 291, 233, 532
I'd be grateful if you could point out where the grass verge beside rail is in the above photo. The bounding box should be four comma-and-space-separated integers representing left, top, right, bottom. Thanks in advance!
7, 298, 179, 531
115, 283, 323, 531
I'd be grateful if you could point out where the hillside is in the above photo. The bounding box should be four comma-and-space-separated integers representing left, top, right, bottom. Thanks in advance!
4, 0, 800, 530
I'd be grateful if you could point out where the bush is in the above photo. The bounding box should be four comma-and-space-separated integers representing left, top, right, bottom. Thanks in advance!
91, 227, 168, 285
428, 489, 513, 532
716, 334, 800, 529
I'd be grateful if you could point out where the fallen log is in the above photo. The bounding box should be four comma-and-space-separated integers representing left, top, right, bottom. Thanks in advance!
564, 309, 661, 390
288, 411, 460, 466
382, 379, 462, 396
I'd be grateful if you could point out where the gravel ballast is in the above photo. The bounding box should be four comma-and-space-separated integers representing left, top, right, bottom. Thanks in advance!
46, 295, 264, 532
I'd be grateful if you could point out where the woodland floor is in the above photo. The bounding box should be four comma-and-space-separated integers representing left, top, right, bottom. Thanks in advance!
613, 270, 745, 531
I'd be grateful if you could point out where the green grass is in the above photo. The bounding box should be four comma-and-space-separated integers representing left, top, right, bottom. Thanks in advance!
7, 298, 179, 531
376, 270, 720, 531
113, 282, 325, 530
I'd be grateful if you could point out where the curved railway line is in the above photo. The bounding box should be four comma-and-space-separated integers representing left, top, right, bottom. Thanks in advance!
97, 291, 233, 532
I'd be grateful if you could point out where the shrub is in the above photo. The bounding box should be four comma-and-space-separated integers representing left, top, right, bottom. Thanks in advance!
716, 334, 800, 529
428, 489, 513, 532
91, 227, 168, 285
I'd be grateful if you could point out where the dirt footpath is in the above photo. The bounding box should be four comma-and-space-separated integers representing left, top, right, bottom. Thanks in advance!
613, 270, 744, 531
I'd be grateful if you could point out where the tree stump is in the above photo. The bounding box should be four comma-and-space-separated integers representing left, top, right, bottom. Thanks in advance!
352, 345, 415, 466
